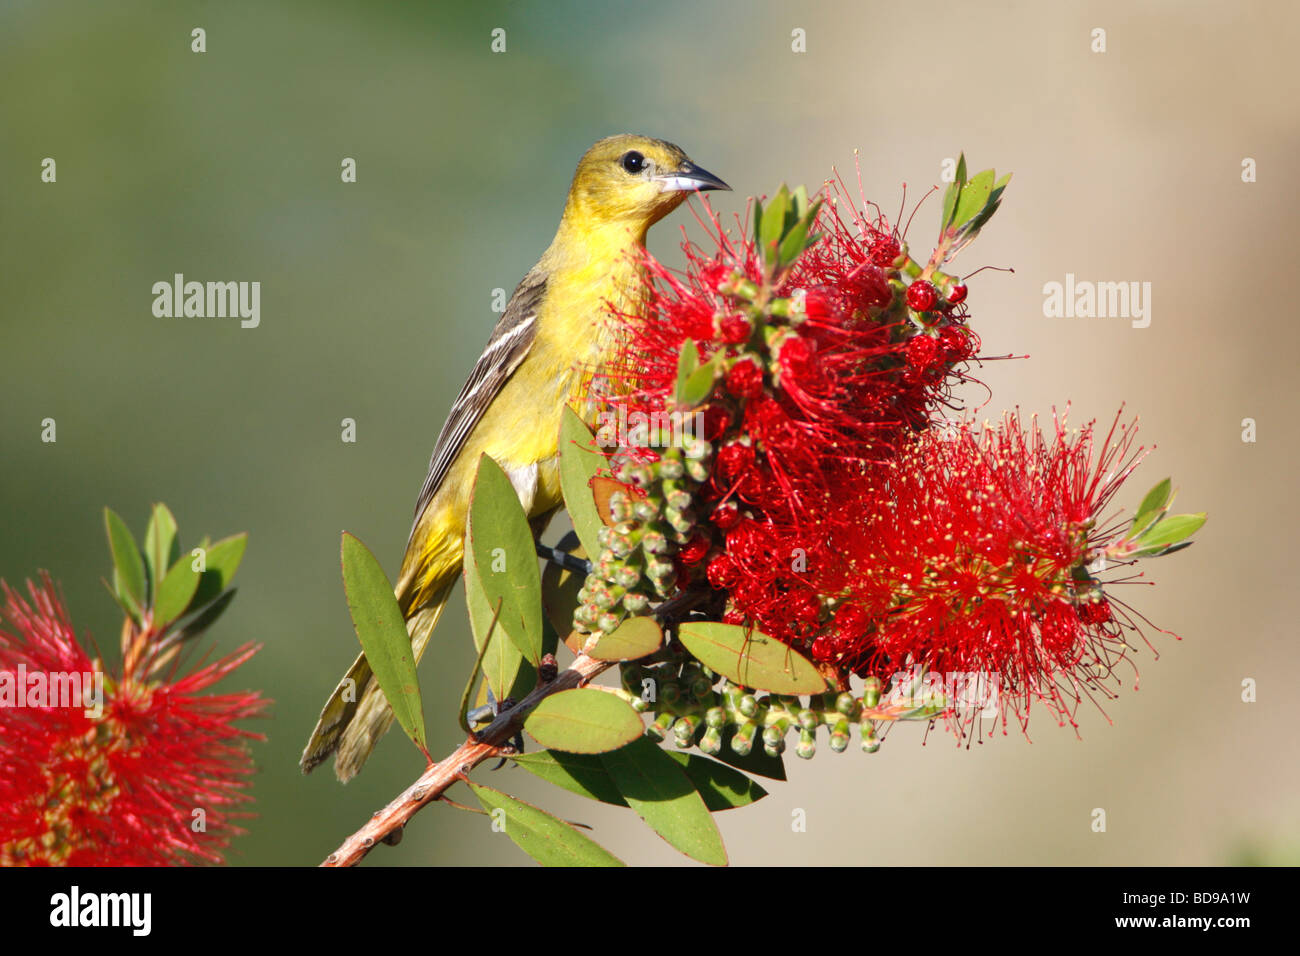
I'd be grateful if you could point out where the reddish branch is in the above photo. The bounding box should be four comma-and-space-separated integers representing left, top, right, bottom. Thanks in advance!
320, 649, 613, 867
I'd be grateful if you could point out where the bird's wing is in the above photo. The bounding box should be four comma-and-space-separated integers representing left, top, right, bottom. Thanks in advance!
407, 269, 546, 540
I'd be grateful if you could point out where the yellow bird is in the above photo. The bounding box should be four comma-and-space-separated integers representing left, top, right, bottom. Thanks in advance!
301, 135, 729, 781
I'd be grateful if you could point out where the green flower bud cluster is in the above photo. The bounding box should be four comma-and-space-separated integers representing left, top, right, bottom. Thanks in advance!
617, 650, 890, 760
573, 442, 712, 635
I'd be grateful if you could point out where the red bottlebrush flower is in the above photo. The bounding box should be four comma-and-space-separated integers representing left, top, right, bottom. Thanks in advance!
0, 574, 267, 866
906, 280, 938, 312
837, 411, 1148, 731
719, 313, 752, 344
725, 356, 764, 398
947, 283, 968, 305
906, 333, 941, 370
868, 236, 900, 267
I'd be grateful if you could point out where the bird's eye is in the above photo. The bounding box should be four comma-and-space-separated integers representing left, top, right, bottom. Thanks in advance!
620, 151, 646, 174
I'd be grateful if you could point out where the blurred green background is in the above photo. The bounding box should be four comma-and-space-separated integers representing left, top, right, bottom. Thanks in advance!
2, 0, 1297, 866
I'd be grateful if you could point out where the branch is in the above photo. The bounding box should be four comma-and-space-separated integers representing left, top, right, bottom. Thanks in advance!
320, 646, 613, 867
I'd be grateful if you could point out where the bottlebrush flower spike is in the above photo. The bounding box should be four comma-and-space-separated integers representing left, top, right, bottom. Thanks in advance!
0, 518, 267, 865
828, 411, 1155, 733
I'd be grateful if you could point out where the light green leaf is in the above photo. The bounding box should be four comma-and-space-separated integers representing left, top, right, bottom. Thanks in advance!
1134, 513, 1207, 555
524, 688, 644, 754
600, 736, 727, 866
681, 354, 720, 408
340, 532, 427, 756
587, 616, 663, 662
759, 185, 791, 257
152, 556, 201, 629
558, 409, 607, 560
674, 340, 700, 406
952, 168, 995, 230
190, 533, 248, 608
465, 548, 522, 701
467, 783, 624, 867
143, 503, 179, 601
677, 622, 826, 695
1130, 477, 1172, 536
104, 508, 146, 618
468, 455, 544, 665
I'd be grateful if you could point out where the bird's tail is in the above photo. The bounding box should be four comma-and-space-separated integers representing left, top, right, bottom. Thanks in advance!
299, 580, 455, 782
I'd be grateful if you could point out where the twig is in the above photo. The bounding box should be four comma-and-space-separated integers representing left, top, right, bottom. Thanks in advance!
320, 646, 613, 867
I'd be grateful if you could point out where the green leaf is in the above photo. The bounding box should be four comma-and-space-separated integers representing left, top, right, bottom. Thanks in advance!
467, 783, 624, 867
940, 153, 966, 230
587, 616, 663, 662
1130, 477, 1173, 536
1133, 513, 1207, 555
951, 168, 995, 231
143, 503, 179, 601
465, 547, 523, 701
674, 340, 700, 406
665, 752, 767, 811
152, 556, 201, 629
468, 455, 544, 665
524, 688, 644, 754
777, 199, 822, 269
340, 532, 427, 756
104, 508, 146, 618
680, 355, 720, 408
677, 622, 827, 695
190, 533, 248, 608
168, 588, 236, 646
558, 409, 607, 561
512, 750, 628, 806
541, 533, 586, 649
600, 736, 727, 866
759, 185, 791, 258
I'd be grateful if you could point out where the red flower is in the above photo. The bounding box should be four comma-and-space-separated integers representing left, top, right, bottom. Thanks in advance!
834, 411, 1148, 731
0, 574, 267, 865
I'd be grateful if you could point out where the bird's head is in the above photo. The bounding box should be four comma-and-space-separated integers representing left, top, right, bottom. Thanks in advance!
562, 134, 729, 235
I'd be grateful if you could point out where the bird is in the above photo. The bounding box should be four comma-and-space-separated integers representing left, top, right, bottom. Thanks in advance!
301, 134, 729, 782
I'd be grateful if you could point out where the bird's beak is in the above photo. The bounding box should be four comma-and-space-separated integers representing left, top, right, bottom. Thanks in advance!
656, 160, 731, 194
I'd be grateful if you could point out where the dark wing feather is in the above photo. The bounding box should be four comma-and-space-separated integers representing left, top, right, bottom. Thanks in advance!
407, 270, 546, 540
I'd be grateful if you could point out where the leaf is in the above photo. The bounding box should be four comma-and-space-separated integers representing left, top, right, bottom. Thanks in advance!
587, 616, 663, 662
759, 185, 791, 258
467, 783, 624, 867
1133, 513, 1207, 555
665, 752, 767, 811
340, 532, 427, 756
465, 547, 522, 701
512, 750, 628, 806
460, 579, 508, 734
190, 533, 248, 608
524, 688, 644, 754
600, 736, 727, 866
777, 199, 822, 268
468, 455, 544, 665
677, 622, 826, 695
951, 168, 995, 231
674, 340, 700, 406
541, 533, 586, 649
168, 588, 236, 646
590, 477, 628, 528
680, 355, 720, 408
143, 503, 179, 601
1130, 477, 1172, 536
104, 508, 146, 618
152, 556, 201, 629
558, 409, 607, 560
940, 153, 966, 231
